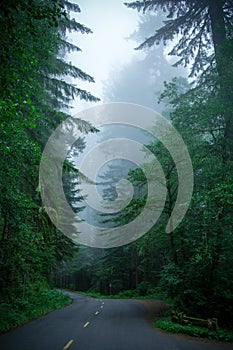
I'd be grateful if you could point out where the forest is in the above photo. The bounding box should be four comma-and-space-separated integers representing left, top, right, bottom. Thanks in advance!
0, 0, 233, 340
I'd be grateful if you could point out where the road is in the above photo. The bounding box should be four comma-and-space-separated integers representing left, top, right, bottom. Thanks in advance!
0, 292, 232, 350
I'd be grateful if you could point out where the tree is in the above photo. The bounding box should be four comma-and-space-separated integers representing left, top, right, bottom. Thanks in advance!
0, 0, 99, 300
158, 75, 233, 323
103, 12, 186, 112
125, 0, 233, 157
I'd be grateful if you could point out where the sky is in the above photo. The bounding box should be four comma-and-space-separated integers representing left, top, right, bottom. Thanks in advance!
67, 0, 141, 112
64, 1, 189, 238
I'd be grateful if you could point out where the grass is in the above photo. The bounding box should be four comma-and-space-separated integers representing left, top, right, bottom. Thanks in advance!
73, 290, 140, 299
155, 317, 233, 343
67, 288, 172, 303
0, 289, 71, 333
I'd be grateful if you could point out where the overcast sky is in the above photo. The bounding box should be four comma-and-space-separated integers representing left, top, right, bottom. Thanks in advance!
67, 0, 141, 112
66, 1, 183, 230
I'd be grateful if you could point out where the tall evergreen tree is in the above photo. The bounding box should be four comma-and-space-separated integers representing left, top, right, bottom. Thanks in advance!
103, 12, 186, 112
125, 0, 233, 157
0, 0, 99, 299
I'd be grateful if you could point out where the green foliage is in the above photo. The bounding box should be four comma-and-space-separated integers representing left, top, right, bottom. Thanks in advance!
0, 289, 71, 333
156, 73, 233, 324
124, 1, 233, 327
57, 0, 233, 332
69, 286, 169, 301
156, 318, 233, 342
4, 0, 230, 337
125, 1, 233, 77
0, 0, 99, 326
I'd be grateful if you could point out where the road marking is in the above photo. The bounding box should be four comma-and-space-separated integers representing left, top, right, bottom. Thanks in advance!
95, 311, 99, 315
83, 321, 90, 328
63, 339, 74, 349
102, 302, 104, 304
100, 305, 104, 309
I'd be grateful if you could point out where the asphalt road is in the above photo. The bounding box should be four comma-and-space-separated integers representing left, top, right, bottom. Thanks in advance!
0, 291, 232, 350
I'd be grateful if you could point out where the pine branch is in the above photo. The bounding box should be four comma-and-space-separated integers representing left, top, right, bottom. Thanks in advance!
64, 1, 81, 13
44, 76, 99, 102
59, 18, 92, 34
59, 39, 82, 53
125, 1, 184, 14
44, 58, 95, 82
126, 1, 233, 80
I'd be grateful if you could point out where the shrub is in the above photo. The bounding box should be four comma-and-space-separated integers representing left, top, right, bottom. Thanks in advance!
155, 318, 233, 342
0, 289, 71, 333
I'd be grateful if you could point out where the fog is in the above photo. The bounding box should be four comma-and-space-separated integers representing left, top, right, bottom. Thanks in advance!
66, 2, 187, 241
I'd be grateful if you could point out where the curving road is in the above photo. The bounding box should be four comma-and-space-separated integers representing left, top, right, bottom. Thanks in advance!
0, 292, 231, 350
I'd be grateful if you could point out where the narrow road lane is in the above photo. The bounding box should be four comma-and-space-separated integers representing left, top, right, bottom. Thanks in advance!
0, 292, 231, 350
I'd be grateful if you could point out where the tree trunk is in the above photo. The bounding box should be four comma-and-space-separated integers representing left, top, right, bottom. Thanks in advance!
168, 202, 178, 265
208, 0, 231, 283
169, 226, 178, 265
209, 0, 233, 160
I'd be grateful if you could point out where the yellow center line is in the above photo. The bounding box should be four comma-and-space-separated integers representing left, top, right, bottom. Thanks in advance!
63, 339, 74, 349
83, 321, 90, 328
95, 311, 99, 315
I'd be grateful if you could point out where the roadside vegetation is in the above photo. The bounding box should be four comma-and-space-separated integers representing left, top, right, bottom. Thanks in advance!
1, 0, 232, 341
0, 289, 71, 333
155, 317, 233, 343
0, 0, 97, 334
68, 287, 170, 302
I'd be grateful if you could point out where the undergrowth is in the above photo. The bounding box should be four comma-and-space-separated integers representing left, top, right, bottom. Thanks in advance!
0, 289, 71, 333
68, 287, 171, 303
156, 317, 233, 343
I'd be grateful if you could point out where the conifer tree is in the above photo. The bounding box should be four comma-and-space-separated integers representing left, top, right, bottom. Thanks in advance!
125, 0, 233, 157
0, 0, 99, 298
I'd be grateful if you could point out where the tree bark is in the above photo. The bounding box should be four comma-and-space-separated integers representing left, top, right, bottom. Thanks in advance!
209, 0, 233, 160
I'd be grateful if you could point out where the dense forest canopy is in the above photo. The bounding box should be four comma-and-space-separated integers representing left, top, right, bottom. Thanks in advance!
0, 0, 232, 333
0, 0, 98, 305
125, 0, 233, 154
57, 0, 233, 326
